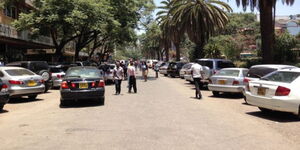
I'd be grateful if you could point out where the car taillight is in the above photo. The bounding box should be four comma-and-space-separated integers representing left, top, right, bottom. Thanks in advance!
57, 74, 62, 78
1, 84, 8, 92
61, 81, 69, 89
98, 80, 105, 87
71, 83, 76, 88
91, 82, 96, 87
9, 80, 23, 85
243, 78, 250, 91
39, 79, 45, 83
243, 78, 250, 83
275, 86, 290, 96
232, 80, 239, 85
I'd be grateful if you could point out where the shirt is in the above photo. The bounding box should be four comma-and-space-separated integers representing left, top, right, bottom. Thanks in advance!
191, 63, 203, 78
114, 67, 124, 80
127, 66, 136, 77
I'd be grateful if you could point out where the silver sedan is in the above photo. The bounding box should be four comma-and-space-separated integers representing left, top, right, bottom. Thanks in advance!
0, 67, 45, 99
208, 68, 249, 96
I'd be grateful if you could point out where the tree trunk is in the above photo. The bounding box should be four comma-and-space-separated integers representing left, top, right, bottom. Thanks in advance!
174, 42, 180, 61
55, 45, 64, 62
165, 42, 169, 61
259, 0, 275, 64
194, 43, 205, 61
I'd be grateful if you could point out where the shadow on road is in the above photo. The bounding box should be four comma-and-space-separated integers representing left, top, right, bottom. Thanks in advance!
209, 93, 244, 100
60, 100, 103, 109
0, 109, 9, 114
8, 98, 43, 104
246, 111, 300, 123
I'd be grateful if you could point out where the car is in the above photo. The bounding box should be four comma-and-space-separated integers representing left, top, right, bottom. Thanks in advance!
146, 59, 158, 68
0, 79, 9, 111
159, 62, 170, 76
184, 65, 210, 84
0, 67, 45, 100
60, 66, 105, 106
6, 61, 52, 92
167, 62, 187, 77
154, 61, 164, 72
195, 59, 235, 85
208, 68, 249, 96
180, 63, 194, 79
49, 65, 69, 88
99, 64, 116, 83
243, 64, 297, 103
245, 68, 300, 117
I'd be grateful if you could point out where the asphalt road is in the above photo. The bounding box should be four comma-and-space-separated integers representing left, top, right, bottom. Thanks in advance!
1, 71, 300, 150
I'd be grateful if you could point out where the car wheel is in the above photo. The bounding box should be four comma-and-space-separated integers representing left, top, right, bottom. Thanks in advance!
164, 74, 167, 77
258, 107, 272, 113
212, 91, 220, 97
28, 95, 37, 100
39, 70, 51, 81
0, 104, 4, 111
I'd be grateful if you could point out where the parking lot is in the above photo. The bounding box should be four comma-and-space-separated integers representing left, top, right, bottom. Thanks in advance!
1, 71, 300, 149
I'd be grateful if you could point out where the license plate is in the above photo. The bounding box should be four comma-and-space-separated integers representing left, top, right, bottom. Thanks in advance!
218, 80, 226, 85
257, 87, 266, 96
79, 83, 88, 89
27, 80, 37, 86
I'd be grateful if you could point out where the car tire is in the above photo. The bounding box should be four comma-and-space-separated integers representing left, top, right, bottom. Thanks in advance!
0, 104, 4, 111
258, 107, 272, 113
28, 95, 37, 100
39, 70, 51, 81
212, 91, 220, 97
164, 74, 167, 77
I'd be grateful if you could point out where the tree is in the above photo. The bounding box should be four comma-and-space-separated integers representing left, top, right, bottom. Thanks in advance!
274, 31, 297, 63
234, 0, 295, 63
169, 0, 232, 61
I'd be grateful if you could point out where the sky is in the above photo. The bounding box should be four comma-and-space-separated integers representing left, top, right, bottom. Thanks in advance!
153, 0, 300, 16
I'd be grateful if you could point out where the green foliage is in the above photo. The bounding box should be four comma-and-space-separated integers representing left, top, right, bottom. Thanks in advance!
274, 32, 297, 63
223, 13, 259, 35
115, 49, 142, 61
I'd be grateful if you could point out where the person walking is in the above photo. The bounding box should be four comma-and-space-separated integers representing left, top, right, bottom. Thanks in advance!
191, 63, 204, 99
113, 62, 124, 95
127, 61, 137, 93
141, 62, 148, 82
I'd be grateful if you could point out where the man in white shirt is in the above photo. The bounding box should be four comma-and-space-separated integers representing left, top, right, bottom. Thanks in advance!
114, 62, 124, 95
127, 61, 137, 93
191, 63, 204, 99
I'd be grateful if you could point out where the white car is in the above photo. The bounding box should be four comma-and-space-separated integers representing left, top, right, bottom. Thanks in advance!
245, 68, 300, 117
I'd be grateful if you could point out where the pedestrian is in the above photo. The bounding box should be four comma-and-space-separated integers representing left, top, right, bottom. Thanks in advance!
113, 62, 124, 95
122, 62, 128, 80
191, 63, 204, 99
141, 62, 148, 82
127, 61, 137, 93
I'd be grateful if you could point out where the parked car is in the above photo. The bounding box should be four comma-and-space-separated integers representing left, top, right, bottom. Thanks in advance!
208, 68, 249, 96
98, 64, 115, 83
0, 79, 9, 110
180, 63, 194, 79
159, 62, 170, 76
49, 65, 68, 88
167, 62, 187, 77
146, 59, 158, 68
0, 67, 45, 100
243, 64, 296, 103
60, 66, 105, 106
195, 59, 235, 85
6, 61, 52, 92
245, 68, 300, 117
184, 65, 210, 84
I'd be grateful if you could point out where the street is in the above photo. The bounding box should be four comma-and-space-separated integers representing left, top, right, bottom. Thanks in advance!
1, 71, 300, 150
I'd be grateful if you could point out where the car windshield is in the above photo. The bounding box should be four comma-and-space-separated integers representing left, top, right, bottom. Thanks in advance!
262, 71, 300, 83
66, 68, 101, 78
5, 69, 35, 76
198, 61, 213, 69
216, 70, 240, 77
247, 67, 277, 78
217, 61, 235, 69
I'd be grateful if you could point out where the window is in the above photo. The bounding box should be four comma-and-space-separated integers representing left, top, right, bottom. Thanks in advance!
247, 67, 277, 78
216, 70, 240, 77
0, 71, 4, 77
197, 61, 213, 69
217, 61, 235, 69
66, 68, 101, 78
262, 71, 300, 83
3, 6, 17, 19
5, 69, 35, 76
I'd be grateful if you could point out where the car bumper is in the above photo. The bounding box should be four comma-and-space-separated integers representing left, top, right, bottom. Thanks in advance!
245, 91, 299, 114
208, 84, 244, 93
9, 85, 45, 97
159, 70, 167, 74
53, 79, 63, 87
184, 75, 193, 81
61, 88, 105, 101
0, 92, 9, 104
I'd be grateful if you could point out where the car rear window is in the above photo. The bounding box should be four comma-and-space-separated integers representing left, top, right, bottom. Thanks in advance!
217, 61, 235, 69
197, 61, 213, 69
5, 69, 35, 76
66, 68, 101, 78
262, 71, 300, 83
50, 68, 64, 73
247, 67, 277, 78
216, 70, 240, 77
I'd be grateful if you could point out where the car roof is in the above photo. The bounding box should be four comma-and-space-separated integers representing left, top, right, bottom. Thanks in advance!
220, 68, 248, 70
0, 66, 28, 70
278, 68, 300, 72
250, 64, 296, 69
68, 66, 99, 70
196, 58, 231, 61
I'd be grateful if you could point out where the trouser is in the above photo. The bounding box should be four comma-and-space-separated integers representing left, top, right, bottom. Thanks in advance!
193, 78, 202, 97
124, 69, 128, 79
115, 80, 122, 94
129, 76, 137, 93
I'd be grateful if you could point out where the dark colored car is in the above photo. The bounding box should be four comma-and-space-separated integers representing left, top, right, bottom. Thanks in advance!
0, 79, 9, 111
6, 61, 52, 92
60, 66, 105, 106
167, 62, 187, 77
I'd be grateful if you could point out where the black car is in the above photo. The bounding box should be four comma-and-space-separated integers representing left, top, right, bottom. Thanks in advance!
6, 61, 52, 92
0, 79, 9, 111
167, 62, 187, 77
60, 66, 105, 106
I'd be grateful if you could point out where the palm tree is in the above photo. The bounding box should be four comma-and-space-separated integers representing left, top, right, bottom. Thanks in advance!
169, 0, 232, 60
157, 0, 184, 61
234, 0, 295, 63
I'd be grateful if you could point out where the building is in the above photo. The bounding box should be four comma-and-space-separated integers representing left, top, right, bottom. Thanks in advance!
274, 15, 300, 36
0, 0, 54, 63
